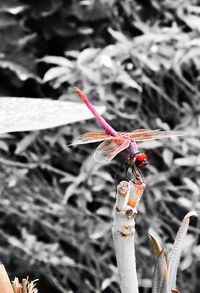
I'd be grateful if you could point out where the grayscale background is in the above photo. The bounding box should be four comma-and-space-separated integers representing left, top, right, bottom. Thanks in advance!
0, 1, 199, 292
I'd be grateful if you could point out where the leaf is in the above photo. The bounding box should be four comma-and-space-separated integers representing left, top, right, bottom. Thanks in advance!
43, 66, 70, 82
136, 52, 160, 71
177, 198, 192, 210
149, 234, 168, 293
108, 28, 129, 44
0, 60, 40, 82
149, 233, 163, 257
168, 211, 198, 291
153, 250, 168, 293
15, 132, 38, 154
96, 207, 111, 217
180, 234, 195, 259
162, 149, 173, 167
1, 5, 28, 15
182, 15, 200, 32
77, 48, 100, 65
0, 98, 106, 133
193, 245, 200, 260
79, 66, 101, 83
187, 137, 200, 148
116, 72, 142, 91
77, 48, 101, 83
89, 222, 110, 240
101, 277, 116, 290
182, 177, 199, 196
142, 76, 179, 109
174, 156, 199, 166
38, 56, 74, 68
0, 140, 9, 152
180, 254, 193, 271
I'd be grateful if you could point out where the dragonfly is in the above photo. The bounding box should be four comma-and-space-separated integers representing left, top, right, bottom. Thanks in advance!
72, 88, 185, 178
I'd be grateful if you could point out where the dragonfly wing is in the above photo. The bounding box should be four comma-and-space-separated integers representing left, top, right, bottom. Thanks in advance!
71, 131, 120, 145
126, 129, 185, 141
119, 129, 160, 136
94, 138, 130, 162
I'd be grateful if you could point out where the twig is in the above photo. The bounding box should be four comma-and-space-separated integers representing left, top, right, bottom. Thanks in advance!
0, 264, 38, 293
112, 179, 146, 293
12, 278, 38, 293
12, 278, 22, 293
0, 157, 70, 177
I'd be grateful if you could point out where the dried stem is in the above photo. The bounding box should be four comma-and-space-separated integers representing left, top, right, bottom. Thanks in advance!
12, 278, 38, 293
112, 179, 146, 293
0, 264, 14, 293
0, 264, 38, 293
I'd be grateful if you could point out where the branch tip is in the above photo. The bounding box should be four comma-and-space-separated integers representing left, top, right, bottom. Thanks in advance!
117, 181, 130, 196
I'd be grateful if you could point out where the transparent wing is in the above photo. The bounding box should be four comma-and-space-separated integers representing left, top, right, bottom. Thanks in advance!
94, 138, 130, 162
71, 131, 121, 145
123, 129, 185, 142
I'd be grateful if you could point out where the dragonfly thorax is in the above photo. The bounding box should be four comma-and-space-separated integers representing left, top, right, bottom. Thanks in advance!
124, 150, 148, 169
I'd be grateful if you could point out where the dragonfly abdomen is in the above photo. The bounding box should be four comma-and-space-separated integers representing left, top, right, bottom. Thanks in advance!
75, 88, 118, 137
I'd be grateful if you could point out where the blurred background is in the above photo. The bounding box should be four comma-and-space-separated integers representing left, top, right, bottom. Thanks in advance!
0, 0, 200, 292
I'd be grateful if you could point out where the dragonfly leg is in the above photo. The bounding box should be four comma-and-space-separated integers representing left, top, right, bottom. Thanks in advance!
114, 161, 145, 188
114, 161, 125, 187
114, 162, 129, 198
125, 164, 132, 181
114, 161, 132, 194
131, 164, 145, 183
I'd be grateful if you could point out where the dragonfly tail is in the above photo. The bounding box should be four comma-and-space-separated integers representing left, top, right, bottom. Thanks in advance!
74, 87, 87, 102
75, 88, 118, 137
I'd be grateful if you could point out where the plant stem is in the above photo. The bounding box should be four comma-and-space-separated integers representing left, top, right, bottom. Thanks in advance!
0, 264, 14, 293
112, 180, 145, 293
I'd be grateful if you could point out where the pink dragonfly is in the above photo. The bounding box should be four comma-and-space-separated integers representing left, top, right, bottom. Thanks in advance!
72, 88, 184, 177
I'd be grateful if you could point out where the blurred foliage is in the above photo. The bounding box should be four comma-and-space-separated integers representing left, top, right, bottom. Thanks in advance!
0, 0, 200, 292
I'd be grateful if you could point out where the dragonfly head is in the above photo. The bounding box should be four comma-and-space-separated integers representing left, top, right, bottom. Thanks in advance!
134, 152, 148, 169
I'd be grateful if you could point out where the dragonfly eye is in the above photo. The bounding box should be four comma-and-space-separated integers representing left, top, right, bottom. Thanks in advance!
134, 152, 148, 169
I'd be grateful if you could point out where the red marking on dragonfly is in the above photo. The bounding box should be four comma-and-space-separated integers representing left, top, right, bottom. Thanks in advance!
72, 88, 185, 177
134, 153, 148, 169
